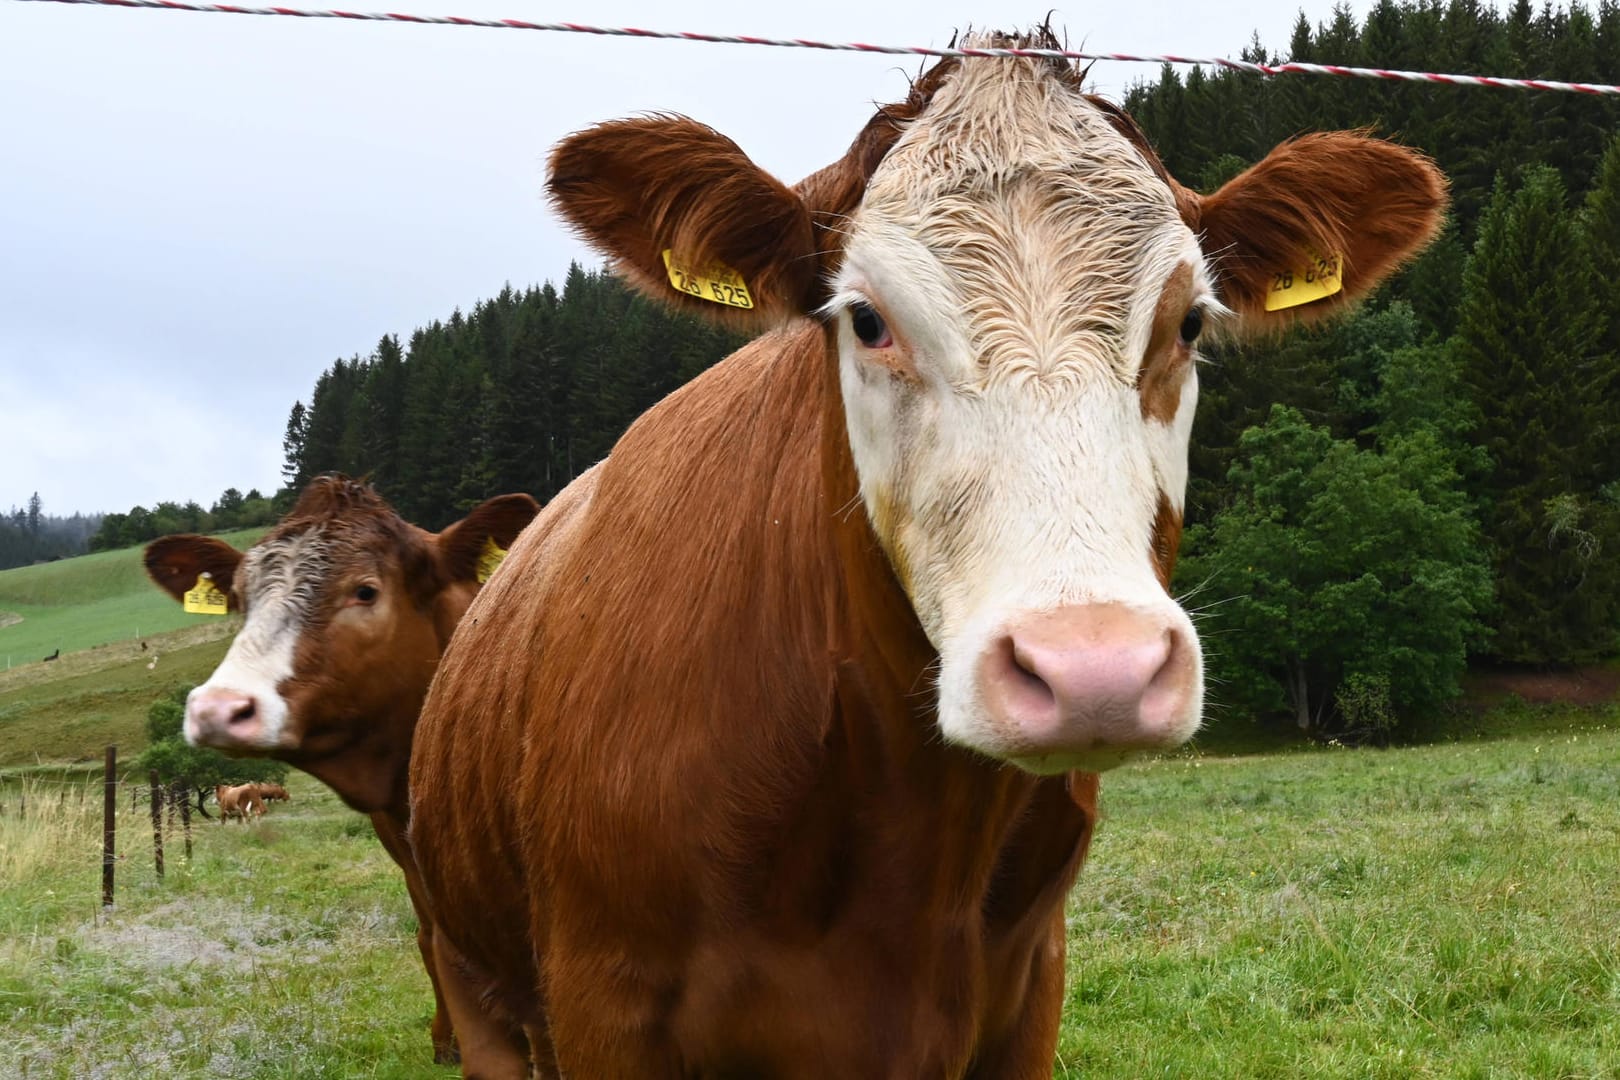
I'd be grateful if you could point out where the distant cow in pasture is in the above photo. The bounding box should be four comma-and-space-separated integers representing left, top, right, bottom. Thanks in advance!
251, 782, 290, 804
42, 648, 58, 662
214, 782, 263, 822
143, 475, 538, 1066
407, 28, 1446, 1077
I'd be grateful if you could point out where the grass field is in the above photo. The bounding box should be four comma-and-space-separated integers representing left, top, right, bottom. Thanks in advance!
2, 702, 1616, 1077
0, 527, 265, 668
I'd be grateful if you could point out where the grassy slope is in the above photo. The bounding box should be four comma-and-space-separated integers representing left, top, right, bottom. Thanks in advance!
0, 527, 265, 666
1, 707, 1616, 1077
0, 634, 234, 767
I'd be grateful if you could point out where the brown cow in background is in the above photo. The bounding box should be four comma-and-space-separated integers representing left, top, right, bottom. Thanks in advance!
407, 27, 1446, 1078
250, 782, 290, 805
145, 476, 538, 1065
214, 782, 263, 823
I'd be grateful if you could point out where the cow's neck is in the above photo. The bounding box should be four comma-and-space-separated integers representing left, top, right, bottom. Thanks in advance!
292, 719, 415, 820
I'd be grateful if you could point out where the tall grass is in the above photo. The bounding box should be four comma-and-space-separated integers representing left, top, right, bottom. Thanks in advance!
0, 777, 101, 891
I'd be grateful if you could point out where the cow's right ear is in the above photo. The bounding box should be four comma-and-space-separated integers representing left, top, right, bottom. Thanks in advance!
547, 116, 820, 326
437, 493, 541, 585
143, 535, 244, 607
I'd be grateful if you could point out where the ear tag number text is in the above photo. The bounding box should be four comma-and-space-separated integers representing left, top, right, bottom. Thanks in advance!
183, 573, 230, 616
1264, 251, 1344, 311
662, 249, 755, 310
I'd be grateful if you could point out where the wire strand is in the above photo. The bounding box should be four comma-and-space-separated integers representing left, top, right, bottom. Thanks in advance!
11, 0, 1620, 96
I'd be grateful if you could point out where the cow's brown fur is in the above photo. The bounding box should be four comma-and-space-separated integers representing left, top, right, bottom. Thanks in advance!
409, 36, 1445, 1078
145, 477, 537, 1067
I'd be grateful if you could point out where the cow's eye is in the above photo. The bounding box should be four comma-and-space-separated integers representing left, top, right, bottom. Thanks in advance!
1179, 308, 1204, 344
850, 302, 892, 349
354, 584, 379, 605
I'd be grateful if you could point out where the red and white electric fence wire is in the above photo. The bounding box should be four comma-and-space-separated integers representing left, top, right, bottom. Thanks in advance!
13, 0, 1620, 97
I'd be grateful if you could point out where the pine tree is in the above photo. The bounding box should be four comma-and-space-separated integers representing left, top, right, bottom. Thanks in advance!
1453, 165, 1620, 661
281, 401, 309, 489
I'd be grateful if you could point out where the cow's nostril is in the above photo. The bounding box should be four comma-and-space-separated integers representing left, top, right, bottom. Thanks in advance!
227, 698, 257, 726
1006, 636, 1055, 707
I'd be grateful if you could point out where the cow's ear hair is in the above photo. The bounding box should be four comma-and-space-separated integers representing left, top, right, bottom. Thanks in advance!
143, 535, 244, 608
1188, 132, 1447, 335
437, 493, 541, 584
547, 115, 819, 327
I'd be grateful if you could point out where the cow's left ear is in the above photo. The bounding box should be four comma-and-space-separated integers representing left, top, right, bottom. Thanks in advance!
1186, 132, 1447, 334
548, 116, 821, 327
437, 494, 541, 584
144, 535, 245, 608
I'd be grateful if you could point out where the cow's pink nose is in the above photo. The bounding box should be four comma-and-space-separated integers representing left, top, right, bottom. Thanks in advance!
978, 603, 1197, 761
186, 689, 261, 748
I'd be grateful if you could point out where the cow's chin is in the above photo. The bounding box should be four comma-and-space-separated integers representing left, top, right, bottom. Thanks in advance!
183, 721, 297, 757
1004, 747, 1144, 776
936, 708, 1149, 776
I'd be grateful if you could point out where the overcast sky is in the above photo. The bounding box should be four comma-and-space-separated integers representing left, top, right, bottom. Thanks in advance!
0, 0, 1378, 516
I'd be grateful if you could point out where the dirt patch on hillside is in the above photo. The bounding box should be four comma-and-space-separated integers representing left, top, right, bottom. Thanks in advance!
0, 611, 20, 630
1463, 665, 1620, 708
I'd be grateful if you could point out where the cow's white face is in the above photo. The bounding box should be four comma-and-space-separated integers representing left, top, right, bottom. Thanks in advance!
185, 529, 332, 750
827, 51, 1214, 773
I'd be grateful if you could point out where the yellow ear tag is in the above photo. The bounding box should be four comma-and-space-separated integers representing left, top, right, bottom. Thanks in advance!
475, 537, 508, 585
661, 249, 755, 310
1264, 251, 1344, 312
183, 573, 230, 616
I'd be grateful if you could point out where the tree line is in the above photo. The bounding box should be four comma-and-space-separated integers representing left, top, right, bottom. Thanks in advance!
0, 494, 103, 571
262, 0, 1618, 742
88, 488, 280, 553
278, 266, 744, 530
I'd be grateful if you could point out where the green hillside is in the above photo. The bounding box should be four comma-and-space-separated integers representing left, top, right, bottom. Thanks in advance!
0, 528, 264, 669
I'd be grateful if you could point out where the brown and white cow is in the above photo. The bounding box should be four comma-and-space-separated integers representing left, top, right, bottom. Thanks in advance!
144, 476, 538, 1066
214, 782, 263, 822
407, 30, 1446, 1077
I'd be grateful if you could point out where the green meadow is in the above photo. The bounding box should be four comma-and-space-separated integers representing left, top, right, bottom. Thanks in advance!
0, 541, 1615, 1077
0, 527, 264, 670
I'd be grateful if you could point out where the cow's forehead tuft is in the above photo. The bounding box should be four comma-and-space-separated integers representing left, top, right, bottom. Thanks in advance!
241, 528, 333, 607
855, 53, 1186, 386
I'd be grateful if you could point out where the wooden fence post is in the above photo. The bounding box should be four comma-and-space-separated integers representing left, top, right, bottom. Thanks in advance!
177, 783, 192, 861
148, 769, 164, 881
103, 746, 116, 908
